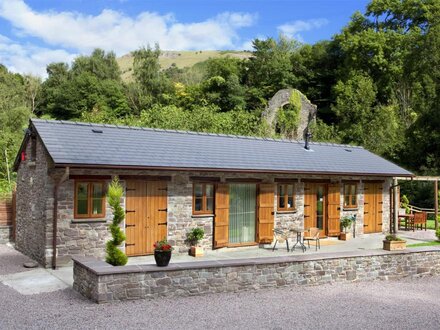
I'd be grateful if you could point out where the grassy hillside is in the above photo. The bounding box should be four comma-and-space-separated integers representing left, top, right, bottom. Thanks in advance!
117, 50, 251, 81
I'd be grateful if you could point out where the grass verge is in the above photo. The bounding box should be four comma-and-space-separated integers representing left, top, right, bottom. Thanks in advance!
407, 241, 440, 248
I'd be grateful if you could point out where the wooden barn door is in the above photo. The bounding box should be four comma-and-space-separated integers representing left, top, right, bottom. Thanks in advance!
125, 181, 147, 256
214, 184, 229, 248
257, 184, 275, 244
125, 180, 168, 256
146, 181, 168, 253
364, 183, 383, 233
304, 183, 316, 231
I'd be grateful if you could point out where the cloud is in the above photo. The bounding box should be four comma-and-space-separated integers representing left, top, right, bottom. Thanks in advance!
0, 0, 257, 76
0, 34, 77, 76
0, 0, 256, 53
277, 18, 328, 42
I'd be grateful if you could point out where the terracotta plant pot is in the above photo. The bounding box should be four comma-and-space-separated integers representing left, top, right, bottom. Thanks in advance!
190, 246, 204, 257
154, 250, 172, 267
339, 232, 351, 241
383, 240, 406, 251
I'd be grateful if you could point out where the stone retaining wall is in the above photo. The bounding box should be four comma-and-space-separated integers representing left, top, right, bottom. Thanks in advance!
73, 247, 440, 303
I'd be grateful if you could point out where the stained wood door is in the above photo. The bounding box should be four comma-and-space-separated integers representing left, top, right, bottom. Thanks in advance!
214, 183, 229, 248
304, 182, 340, 237
327, 183, 341, 237
304, 183, 316, 231
257, 184, 275, 244
364, 183, 383, 233
125, 180, 168, 256
304, 183, 329, 236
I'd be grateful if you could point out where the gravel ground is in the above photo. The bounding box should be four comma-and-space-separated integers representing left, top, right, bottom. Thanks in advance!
1, 245, 440, 330
0, 244, 35, 275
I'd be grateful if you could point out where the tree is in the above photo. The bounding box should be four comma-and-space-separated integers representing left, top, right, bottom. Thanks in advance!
39, 50, 129, 119
23, 75, 42, 114
129, 45, 172, 110
105, 177, 128, 266
244, 36, 300, 109
0, 65, 29, 194
332, 72, 401, 155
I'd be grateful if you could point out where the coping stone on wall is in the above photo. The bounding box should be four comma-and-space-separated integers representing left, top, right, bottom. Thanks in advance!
73, 246, 440, 276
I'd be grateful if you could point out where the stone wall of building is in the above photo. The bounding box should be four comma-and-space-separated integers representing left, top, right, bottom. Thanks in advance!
49, 179, 114, 266
73, 248, 440, 303
17, 144, 394, 267
15, 135, 53, 265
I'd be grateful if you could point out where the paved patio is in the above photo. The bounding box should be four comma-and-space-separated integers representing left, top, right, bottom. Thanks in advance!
128, 230, 438, 265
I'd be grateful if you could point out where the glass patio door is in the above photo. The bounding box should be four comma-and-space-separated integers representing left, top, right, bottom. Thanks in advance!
229, 184, 257, 244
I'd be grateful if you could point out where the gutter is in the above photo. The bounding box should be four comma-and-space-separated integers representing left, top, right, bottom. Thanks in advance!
53, 163, 414, 178
52, 167, 70, 270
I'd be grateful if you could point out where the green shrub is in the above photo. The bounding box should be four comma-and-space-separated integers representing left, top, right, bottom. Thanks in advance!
436, 228, 440, 241
105, 177, 128, 266
401, 194, 410, 214
187, 227, 204, 246
385, 234, 404, 241
340, 217, 352, 233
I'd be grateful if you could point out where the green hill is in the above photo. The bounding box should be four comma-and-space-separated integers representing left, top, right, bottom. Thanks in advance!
117, 50, 251, 81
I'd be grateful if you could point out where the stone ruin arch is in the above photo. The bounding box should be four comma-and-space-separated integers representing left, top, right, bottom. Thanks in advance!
262, 89, 317, 140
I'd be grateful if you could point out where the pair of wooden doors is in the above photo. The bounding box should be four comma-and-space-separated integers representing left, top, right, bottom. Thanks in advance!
363, 183, 383, 233
304, 183, 340, 237
214, 183, 274, 248
125, 181, 167, 256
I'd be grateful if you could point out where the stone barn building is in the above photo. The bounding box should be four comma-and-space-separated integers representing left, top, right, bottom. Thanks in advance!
13, 119, 412, 267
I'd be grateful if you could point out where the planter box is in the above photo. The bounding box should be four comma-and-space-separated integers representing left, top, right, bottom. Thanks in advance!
190, 246, 204, 257
383, 240, 406, 251
339, 232, 351, 241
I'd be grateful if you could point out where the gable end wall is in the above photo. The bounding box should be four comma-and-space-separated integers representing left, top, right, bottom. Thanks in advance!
15, 135, 54, 266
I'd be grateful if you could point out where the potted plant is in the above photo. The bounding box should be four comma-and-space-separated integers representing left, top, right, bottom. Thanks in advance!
153, 238, 173, 267
187, 227, 204, 257
339, 216, 352, 240
383, 234, 406, 251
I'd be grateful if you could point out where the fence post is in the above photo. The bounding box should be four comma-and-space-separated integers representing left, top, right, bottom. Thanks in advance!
12, 190, 16, 241
435, 180, 438, 231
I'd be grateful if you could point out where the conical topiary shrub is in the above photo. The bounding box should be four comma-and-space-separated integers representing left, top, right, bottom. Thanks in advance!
105, 176, 128, 266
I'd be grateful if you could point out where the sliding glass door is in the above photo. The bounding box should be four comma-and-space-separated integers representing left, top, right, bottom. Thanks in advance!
229, 184, 257, 244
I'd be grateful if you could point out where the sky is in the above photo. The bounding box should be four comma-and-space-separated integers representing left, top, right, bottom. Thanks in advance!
0, 0, 370, 77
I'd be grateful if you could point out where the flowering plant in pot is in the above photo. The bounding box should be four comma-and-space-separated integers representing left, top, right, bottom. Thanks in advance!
187, 227, 204, 257
153, 238, 173, 267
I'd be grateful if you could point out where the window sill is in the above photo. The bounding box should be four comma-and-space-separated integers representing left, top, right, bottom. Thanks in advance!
71, 219, 108, 224
343, 208, 358, 211
276, 210, 297, 215
191, 214, 214, 218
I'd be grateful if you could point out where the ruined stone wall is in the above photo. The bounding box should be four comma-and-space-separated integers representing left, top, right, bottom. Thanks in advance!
73, 248, 440, 303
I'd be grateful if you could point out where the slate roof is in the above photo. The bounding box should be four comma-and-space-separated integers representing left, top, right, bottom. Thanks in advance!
21, 119, 412, 177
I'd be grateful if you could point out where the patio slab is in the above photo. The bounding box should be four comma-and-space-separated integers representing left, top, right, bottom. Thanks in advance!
0, 268, 70, 295
128, 231, 436, 265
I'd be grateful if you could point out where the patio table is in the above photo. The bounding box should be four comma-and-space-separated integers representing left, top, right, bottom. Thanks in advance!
290, 228, 306, 252
398, 214, 414, 230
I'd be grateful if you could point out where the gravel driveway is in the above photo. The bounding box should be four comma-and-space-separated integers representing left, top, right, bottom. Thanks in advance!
1, 245, 440, 330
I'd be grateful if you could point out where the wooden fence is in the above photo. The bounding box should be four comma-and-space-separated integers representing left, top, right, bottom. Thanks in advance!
0, 191, 16, 240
